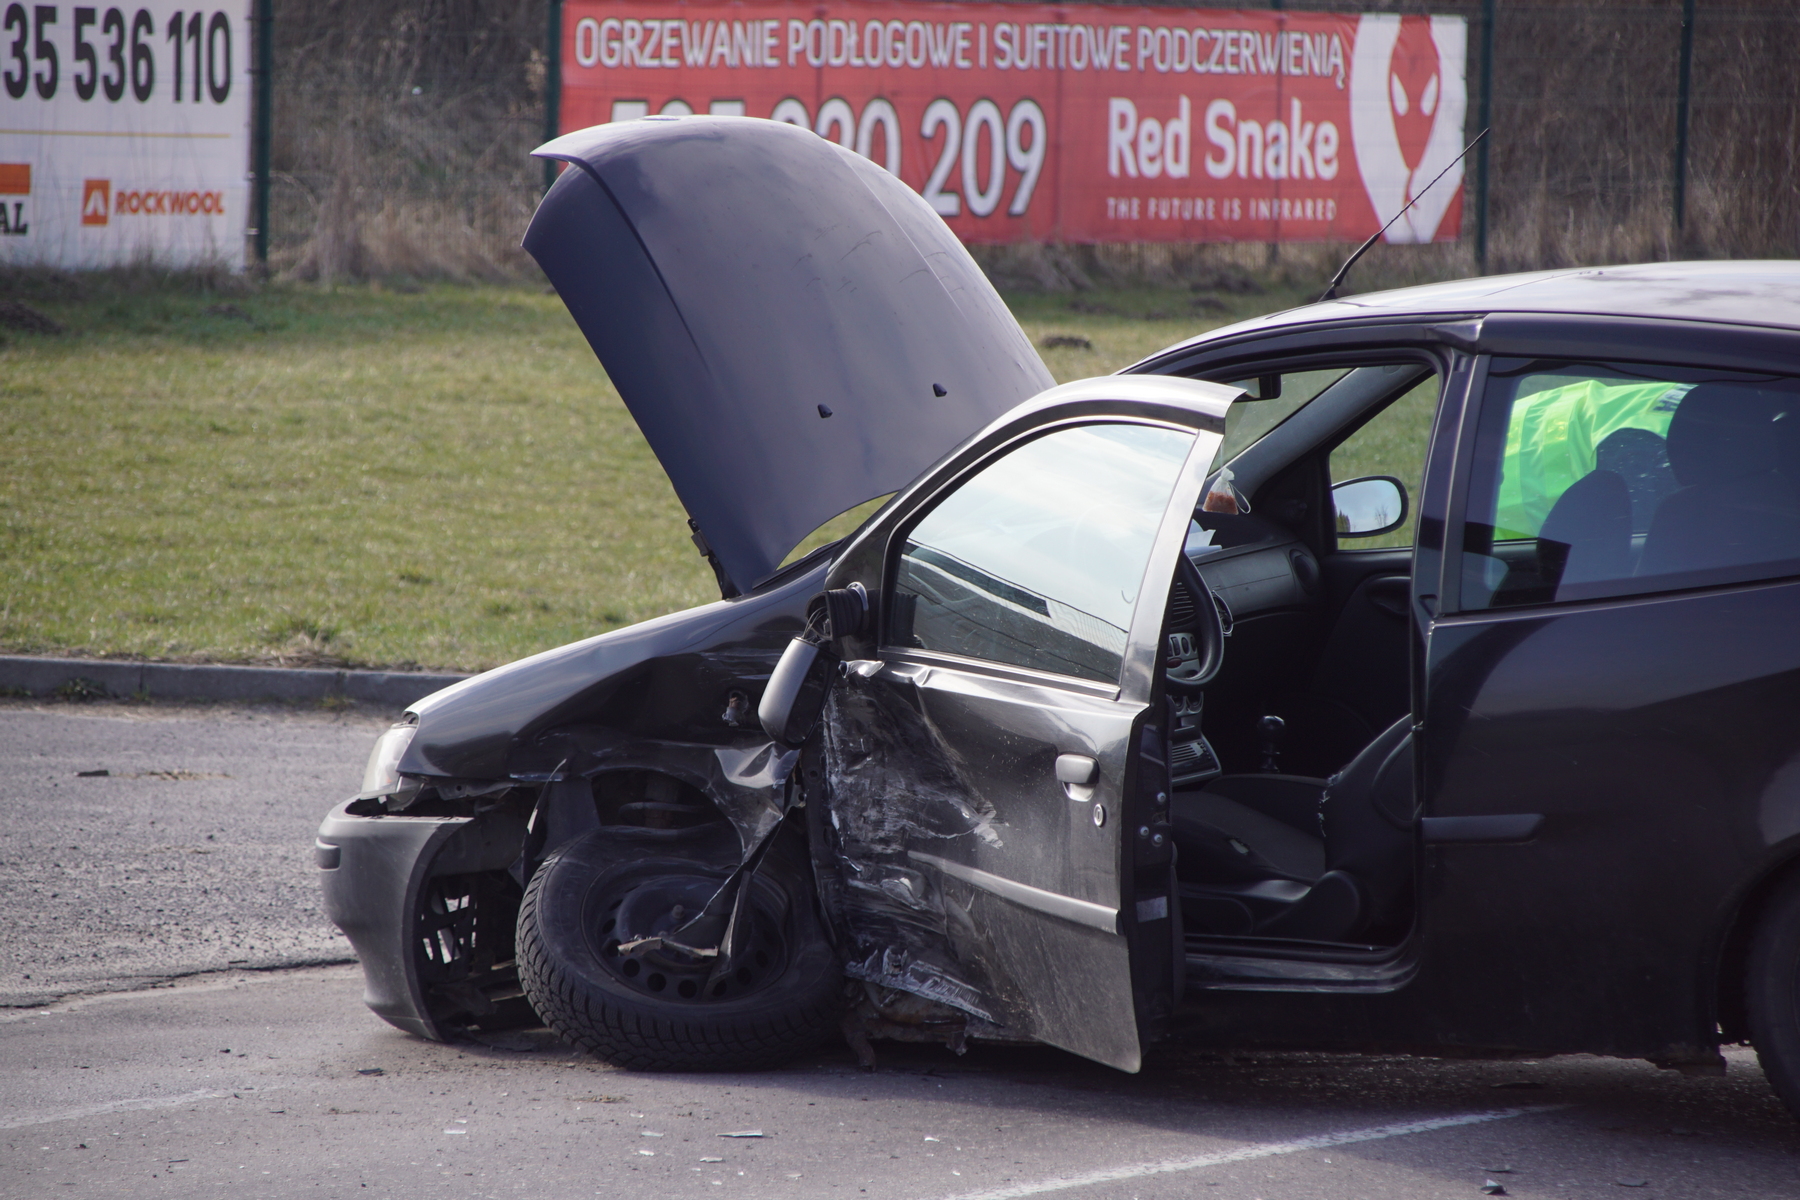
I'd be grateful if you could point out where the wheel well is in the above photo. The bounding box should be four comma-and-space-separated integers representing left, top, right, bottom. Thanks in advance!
1714, 851, 1800, 1044
591, 767, 729, 829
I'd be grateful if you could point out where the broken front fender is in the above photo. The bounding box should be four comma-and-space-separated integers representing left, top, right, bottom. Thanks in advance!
397, 557, 830, 782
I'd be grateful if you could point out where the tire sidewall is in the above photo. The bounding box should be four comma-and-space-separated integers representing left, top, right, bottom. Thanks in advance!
1747, 872, 1800, 1118
519, 824, 842, 1068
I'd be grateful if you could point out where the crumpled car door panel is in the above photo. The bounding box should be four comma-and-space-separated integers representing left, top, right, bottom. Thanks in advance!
811, 410, 1223, 1071
817, 665, 1137, 1072
822, 664, 1148, 1069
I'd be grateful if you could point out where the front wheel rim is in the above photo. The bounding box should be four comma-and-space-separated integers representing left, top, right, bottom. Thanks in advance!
586, 866, 791, 1004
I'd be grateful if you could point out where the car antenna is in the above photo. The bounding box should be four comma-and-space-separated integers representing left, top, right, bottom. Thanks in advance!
1317, 127, 1489, 304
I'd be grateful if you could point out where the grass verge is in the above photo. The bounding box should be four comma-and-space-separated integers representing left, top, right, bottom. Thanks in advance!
0, 272, 1314, 672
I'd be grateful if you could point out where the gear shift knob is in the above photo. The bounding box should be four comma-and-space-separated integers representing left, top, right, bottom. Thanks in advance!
1258, 714, 1286, 773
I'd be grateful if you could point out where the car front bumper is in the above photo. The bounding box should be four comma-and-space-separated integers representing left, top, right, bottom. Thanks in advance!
317, 800, 526, 1040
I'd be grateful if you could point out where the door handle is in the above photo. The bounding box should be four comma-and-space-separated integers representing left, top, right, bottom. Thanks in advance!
1366, 574, 1411, 617
1055, 754, 1097, 785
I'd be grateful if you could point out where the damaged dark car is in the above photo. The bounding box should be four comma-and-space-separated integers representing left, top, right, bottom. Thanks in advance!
317, 116, 1800, 1120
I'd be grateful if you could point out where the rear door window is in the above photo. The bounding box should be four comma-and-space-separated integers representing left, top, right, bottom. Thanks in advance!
1458, 358, 1800, 609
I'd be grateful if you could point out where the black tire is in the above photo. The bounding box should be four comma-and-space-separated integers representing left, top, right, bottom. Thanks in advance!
516, 822, 843, 1071
1747, 871, 1800, 1119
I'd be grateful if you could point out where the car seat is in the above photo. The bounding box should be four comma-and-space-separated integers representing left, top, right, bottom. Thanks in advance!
1537, 467, 1632, 592
1170, 716, 1415, 942
1639, 384, 1800, 578
1594, 425, 1679, 533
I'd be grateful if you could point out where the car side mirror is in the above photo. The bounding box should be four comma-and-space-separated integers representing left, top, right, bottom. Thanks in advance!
759, 637, 833, 747
1332, 475, 1408, 537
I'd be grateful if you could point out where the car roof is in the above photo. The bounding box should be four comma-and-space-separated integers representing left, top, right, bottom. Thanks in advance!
1145, 261, 1800, 364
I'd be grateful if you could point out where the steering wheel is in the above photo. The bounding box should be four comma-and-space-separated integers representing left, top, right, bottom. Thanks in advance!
1164, 551, 1225, 694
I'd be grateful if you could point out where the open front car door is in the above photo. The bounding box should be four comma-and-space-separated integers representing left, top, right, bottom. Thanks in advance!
811, 384, 1229, 1070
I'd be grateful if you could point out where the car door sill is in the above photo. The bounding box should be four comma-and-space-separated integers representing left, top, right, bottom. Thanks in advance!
1185, 936, 1417, 992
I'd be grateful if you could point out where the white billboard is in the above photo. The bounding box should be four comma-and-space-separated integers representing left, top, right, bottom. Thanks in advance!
0, 2, 251, 269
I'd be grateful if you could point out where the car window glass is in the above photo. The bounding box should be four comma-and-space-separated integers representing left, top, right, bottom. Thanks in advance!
888, 423, 1197, 683
1328, 375, 1440, 549
1459, 358, 1800, 610
1210, 369, 1347, 468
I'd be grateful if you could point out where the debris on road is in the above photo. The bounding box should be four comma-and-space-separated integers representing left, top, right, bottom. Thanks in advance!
720, 1130, 764, 1138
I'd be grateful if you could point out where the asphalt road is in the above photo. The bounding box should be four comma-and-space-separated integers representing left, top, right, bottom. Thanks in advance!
4, 701, 1799, 1200
0, 699, 390, 1008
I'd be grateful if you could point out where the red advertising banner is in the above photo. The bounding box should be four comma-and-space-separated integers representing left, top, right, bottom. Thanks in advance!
558, 3, 1467, 245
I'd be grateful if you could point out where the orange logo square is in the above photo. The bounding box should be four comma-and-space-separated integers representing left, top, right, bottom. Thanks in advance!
81, 179, 110, 226
0, 163, 28, 195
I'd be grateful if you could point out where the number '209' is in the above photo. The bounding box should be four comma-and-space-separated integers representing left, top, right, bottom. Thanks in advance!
3, 5, 232, 103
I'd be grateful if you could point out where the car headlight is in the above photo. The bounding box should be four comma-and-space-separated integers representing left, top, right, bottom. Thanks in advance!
359, 723, 418, 799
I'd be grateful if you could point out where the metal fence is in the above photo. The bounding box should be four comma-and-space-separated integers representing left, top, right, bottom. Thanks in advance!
1469, 0, 1800, 273
252, 0, 1800, 284
259, 0, 549, 280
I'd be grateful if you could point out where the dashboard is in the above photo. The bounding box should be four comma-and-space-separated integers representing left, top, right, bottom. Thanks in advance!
1170, 510, 1324, 784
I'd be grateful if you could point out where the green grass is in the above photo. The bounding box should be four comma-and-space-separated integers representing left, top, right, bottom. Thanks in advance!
0, 274, 1313, 672
1328, 374, 1441, 550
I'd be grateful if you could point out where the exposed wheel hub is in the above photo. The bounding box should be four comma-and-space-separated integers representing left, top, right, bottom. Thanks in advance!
593, 868, 787, 1003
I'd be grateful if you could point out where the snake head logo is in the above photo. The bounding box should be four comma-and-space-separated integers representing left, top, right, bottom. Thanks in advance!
1349, 14, 1468, 243
1387, 15, 1442, 191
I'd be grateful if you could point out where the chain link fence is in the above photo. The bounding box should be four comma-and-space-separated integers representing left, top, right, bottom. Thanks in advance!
267, 1, 547, 280
262, 0, 1799, 286
1474, 0, 1799, 272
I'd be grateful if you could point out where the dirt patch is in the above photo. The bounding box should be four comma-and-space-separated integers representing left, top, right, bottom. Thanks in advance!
0, 300, 65, 335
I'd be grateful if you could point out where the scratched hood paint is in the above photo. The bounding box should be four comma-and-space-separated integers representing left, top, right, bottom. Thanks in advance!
524, 116, 1054, 594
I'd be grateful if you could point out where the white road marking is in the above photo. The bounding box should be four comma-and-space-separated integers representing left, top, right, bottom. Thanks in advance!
0, 1089, 233, 1130
936, 1105, 1569, 1200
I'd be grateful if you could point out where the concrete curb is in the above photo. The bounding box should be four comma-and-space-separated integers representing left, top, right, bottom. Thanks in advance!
0, 655, 471, 710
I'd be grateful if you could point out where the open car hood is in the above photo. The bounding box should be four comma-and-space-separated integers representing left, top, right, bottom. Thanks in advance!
526, 117, 1055, 595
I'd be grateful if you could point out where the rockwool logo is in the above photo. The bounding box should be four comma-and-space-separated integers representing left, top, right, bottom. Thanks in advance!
113, 188, 226, 216
81, 179, 110, 226
1, 163, 28, 236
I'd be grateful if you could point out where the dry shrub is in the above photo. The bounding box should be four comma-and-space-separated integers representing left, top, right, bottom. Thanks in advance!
1680, 6, 1800, 259
1344, 0, 1798, 274
270, 1, 546, 282
288, 195, 538, 282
